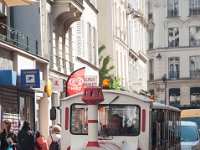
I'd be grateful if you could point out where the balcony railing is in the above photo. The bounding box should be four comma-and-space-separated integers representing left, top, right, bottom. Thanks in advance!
169, 71, 179, 79
170, 101, 180, 107
190, 69, 200, 78
189, 8, 200, 16
76, 0, 83, 4
50, 55, 74, 73
0, 22, 39, 56
191, 99, 200, 106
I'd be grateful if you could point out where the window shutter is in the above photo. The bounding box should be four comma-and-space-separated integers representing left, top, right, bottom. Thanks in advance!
93, 27, 97, 66
82, 20, 85, 58
87, 22, 91, 62
76, 21, 82, 57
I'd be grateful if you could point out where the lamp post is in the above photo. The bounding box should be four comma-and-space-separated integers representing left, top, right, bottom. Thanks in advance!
162, 74, 167, 105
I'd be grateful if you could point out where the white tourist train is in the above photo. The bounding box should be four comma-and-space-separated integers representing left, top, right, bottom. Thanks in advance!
59, 87, 181, 150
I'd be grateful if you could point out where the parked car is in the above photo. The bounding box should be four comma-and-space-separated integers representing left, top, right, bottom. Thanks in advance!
180, 121, 200, 150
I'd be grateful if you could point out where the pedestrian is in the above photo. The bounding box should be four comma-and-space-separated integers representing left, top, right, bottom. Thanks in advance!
47, 124, 61, 150
17, 120, 34, 150
34, 131, 48, 150
0, 120, 18, 150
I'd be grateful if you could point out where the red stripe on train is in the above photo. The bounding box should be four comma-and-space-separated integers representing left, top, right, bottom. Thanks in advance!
87, 141, 100, 147
88, 120, 98, 123
142, 109, 146, 132
65, 107, 69, 130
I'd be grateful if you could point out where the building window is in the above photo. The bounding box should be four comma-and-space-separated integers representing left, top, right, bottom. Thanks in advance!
189, 0, 200, 16
190, 87, 200, 106
149, 59, 154, 80
148, 30, 153, 49
169, 88, 180, 106
189, 26, 200, 46
190, 56, 200, 78
167, 0, 179, 17
169, 57, 180, 79
148, 1, 153, 20
168, 27, 179, 47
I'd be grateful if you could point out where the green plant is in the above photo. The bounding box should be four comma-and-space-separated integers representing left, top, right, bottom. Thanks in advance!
110, 77, 124, 90
98, 45, 114, 87
98, 45, 124, 90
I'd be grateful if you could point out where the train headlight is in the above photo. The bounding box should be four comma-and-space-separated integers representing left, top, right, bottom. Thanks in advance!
102, 79, 110, 89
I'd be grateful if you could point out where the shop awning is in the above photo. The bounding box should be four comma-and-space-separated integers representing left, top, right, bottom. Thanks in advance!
169, 88, 180, 96
190, 87, 200, 94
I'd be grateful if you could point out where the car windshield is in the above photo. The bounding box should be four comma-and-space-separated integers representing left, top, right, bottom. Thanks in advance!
181, 117, 200, 129
180, 126, 198, 142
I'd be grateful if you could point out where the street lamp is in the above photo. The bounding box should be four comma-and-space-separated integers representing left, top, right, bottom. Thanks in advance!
162, 74, 167, 105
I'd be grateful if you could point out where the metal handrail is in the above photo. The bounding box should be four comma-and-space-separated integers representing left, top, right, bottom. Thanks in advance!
190, 70, 200, 78
50, 55, 74, 72
0, 22, 39, 56
77, 0, 83, 4
169, 71, 180, 79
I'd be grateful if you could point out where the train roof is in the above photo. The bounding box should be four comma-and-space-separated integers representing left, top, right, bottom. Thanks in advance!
61, 89, 180, 112
152, 102, 180, 112
61, 89, 153, 103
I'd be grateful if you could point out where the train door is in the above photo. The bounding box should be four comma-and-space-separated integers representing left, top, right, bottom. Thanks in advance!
151, 109, 167, 150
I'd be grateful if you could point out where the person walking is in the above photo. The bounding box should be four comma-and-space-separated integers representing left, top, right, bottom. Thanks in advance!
47, 124, 61, 150
0, 120, 18, 150
34, 131, 48, 150
17, 120, 34, 150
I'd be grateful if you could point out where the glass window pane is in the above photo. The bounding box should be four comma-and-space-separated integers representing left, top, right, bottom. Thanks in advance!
99, 105, 140, 136
168, 28, 179, 47
180, 126, 198, 141
70, 104, 140, 136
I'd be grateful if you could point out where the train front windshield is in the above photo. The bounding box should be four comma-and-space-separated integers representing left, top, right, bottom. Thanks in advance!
70, 104, 140, 136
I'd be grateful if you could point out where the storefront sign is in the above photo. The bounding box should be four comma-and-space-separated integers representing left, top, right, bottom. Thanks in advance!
21, 69, 40, 88
84, 76, 97, 87
51, 78, 63, 92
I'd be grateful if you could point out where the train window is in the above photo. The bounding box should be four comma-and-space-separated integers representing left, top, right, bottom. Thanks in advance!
98, 105, 140, 136
71, 104, 88, 135
70, 104, 140, 136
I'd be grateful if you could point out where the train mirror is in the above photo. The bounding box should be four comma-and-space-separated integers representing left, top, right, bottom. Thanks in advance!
50, 107, 56, 120
157, 111, 164, 123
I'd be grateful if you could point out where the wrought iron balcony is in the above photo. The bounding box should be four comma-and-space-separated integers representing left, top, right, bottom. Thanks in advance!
189, 8, 200, 16
77, 0, 83, 4
190, 69, 200, 78
169, 101, 180, 107
0, 22, 39, 56
191, 99, 200, 106
169, 71, 179, 79
50, 55, 74, 73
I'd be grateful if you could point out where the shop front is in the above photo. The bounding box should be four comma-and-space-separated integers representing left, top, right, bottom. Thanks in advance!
0, 85, 35, 132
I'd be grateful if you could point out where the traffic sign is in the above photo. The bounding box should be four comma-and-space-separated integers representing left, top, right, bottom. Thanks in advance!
21, 69, 40, 88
